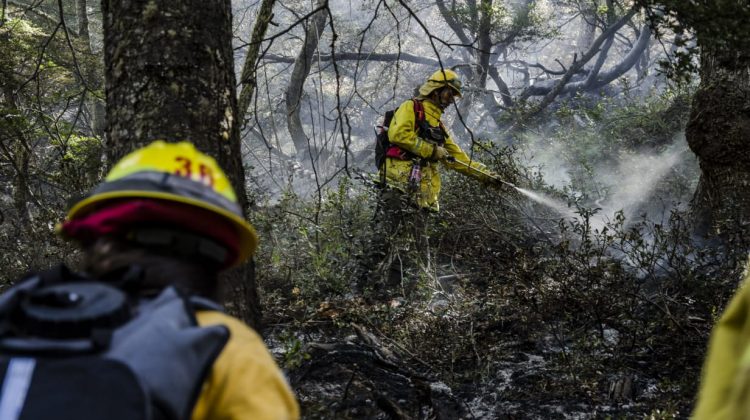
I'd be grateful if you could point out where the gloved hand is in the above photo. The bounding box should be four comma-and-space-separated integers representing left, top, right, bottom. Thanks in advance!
431, 145, 449, 161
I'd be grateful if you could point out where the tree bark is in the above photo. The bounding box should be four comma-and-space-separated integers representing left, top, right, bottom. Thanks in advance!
101, 0, 262, 328
687, 47, 750, 240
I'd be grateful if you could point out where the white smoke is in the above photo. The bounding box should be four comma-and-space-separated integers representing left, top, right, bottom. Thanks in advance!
592, 135, 692, 229
519, 132, 698, 231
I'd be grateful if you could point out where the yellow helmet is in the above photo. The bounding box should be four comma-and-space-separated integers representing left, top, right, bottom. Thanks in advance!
64, 141, 258, 265
418, 69, 463, 97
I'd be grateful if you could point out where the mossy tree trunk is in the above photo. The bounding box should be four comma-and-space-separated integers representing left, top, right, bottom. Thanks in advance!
237, 0, 276, 123
101, 0, 262, 328
636, 0, 750, 243
687, 47, 750, 242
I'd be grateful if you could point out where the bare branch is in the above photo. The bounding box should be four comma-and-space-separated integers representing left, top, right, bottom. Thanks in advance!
263, 52, 459, 67
509, 6, 640, 130
435, 0, 472, 47
488, 66, 513, 107
56, 0, 86, 89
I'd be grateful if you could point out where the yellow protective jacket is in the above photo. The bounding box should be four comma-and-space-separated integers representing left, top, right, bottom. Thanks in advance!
381, 98, 491, 211
693, 269, 750, 419
193, 311, 300, 420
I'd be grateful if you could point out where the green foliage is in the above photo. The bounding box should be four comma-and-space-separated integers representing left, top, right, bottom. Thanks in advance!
525, 0, 560, 39
0, 18, 78, 94
525, 208, 733, 379
0, 19, 48, 138
255, 177, 373, 303
638, 0, 750, 82
52, 135, 104, 193
445, 0, 558, 45
0, 14, 103, 285
279, 330, 311, 369
0, 18, 47, 61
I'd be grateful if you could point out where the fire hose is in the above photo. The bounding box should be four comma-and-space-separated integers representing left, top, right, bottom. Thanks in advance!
444, 156, 517, 188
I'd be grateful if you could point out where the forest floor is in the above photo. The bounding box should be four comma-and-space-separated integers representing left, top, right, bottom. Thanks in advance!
264, 253, 720, 419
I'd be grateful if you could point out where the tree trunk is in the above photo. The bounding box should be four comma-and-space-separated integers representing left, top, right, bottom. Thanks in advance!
688, 47, 750, 241
101, 0, 262, 328
76, 0, 105, 136
454, 0, 492, 136
76, 0, 89, 38
237, 0, 276, 123
285, 0, 327, 164
12, 143, 30, 225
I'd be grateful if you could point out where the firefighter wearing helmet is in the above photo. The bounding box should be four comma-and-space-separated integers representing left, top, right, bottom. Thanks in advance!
358, 70, 502, 294
59, 141, 300, 419
379, 68, 499, 211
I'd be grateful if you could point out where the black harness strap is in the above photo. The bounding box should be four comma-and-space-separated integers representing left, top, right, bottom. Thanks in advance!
385, 99, 447, 161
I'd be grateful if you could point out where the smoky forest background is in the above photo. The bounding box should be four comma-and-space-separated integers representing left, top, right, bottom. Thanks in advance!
2, 0, 750, 418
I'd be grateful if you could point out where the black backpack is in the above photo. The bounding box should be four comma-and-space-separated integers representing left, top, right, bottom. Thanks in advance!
0, 265, 229, 420
374, 108, 396, 170
374, 99, 447, 169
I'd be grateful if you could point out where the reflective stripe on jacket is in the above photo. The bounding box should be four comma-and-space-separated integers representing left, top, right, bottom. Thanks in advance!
193, 311, 300, 420
381, 98, 492, 210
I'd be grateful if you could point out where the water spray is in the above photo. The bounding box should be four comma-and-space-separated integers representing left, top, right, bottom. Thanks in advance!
444, 157, 578, 220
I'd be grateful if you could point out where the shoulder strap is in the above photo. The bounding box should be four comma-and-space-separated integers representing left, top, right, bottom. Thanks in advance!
105, 286, 229, 420
410, 99, 447, 144
411, 98, 447, 134
411, 99, 425, 124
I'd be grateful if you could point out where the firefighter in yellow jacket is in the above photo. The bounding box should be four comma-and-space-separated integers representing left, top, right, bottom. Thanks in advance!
59, 141, 300, 420
693, 265, 750, 419
358, 69, 499, 294
380, 68, 498, 211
